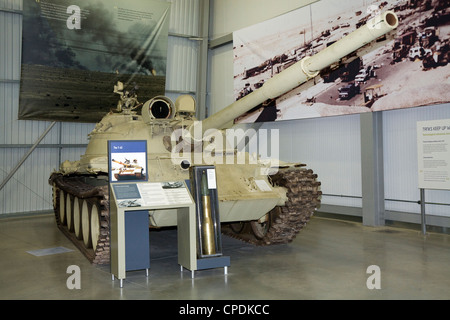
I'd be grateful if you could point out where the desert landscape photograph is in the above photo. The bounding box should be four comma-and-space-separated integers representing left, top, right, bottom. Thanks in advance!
233, 0, 450, 123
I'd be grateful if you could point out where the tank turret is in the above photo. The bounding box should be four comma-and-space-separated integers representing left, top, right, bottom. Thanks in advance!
49, 11, 398, 264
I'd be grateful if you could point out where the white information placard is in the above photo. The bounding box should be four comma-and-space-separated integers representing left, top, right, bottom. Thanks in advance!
138, 182, 193, 207
417, 119, 450, 190
112, 182, 193, 208
206, 169, 217, 189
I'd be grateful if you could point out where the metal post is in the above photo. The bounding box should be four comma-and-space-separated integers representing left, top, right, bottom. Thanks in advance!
420, 188, 426, 235
360, 112, 385, 226
0, 121, 57, 192
195, 0, 209, 120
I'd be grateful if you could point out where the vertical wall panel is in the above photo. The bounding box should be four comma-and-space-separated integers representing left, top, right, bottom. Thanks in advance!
60, 148, 89, 163
0, 83, 58, 145
165, 36, 198, 93
165, 0, 201, 95
0, 148, 58, 214
60, 122, 95, 145
0, 12, 21, 80
168, 0, 200, 36
261, 114, 362, 208
0, 0, 22, 11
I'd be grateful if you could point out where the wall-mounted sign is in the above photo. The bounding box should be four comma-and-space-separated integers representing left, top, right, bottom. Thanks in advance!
417, 119, 450, 190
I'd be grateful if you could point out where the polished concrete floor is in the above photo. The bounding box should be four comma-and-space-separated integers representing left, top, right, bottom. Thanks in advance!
0, 213, 449, 300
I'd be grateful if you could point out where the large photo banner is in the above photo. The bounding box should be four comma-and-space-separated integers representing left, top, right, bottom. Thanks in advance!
19, 0, 170, 122
233, 0, 450, 123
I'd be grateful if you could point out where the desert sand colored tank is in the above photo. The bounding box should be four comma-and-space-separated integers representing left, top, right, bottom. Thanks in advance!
49, 11, 398, 264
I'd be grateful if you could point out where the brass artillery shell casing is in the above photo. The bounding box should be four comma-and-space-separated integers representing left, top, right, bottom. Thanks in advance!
200, 171, 216, 255
201, 195, 216, 255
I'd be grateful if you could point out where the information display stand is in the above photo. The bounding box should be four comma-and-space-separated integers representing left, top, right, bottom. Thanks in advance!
110, 180, 196, 287
107, 141, 230, 287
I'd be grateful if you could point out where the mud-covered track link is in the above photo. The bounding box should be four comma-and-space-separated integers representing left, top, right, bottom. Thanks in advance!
50, 173, 110, 264
222, 167, 322, 245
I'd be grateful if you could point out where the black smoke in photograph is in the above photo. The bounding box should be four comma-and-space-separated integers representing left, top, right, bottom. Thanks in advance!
21, 2, 85, 69
22, 0, 166, 76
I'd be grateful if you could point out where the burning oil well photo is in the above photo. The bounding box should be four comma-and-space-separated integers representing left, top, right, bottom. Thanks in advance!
19, 0, 170, 123
233, 0, 450, 123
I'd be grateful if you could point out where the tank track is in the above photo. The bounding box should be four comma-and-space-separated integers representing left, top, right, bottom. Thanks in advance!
49, 173, 110, 264
49, 166, 320, 264
222, 166, 322, 245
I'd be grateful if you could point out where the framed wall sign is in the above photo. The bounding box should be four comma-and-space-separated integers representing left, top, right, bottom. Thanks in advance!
417, 119, 450, 190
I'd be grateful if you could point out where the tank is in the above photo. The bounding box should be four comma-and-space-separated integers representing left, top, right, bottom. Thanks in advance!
49, 11, 398, 264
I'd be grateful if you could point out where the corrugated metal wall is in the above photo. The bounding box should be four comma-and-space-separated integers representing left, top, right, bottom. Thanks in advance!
0, 0, 203, 215
166, 0, 201, 98
383, 103, 450, 217
258, 105, 450, 218
260, 114, 363, 208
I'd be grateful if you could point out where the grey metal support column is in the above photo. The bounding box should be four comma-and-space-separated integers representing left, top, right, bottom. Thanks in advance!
419, 188, 426, 235
195, 0, 210, 120
360, 112, 385, 226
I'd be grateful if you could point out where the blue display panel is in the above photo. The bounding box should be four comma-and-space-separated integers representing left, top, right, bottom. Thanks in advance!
125, 210, 150, 271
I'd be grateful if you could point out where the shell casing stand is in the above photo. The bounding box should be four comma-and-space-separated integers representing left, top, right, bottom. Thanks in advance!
189, 166, 230, 272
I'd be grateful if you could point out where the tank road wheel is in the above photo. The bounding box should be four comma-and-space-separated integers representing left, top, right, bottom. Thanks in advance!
73, 198, 82, 240
229, 222, 246, 234
90, 204, 100, 251
250, 221, 270, 240
49, 173, 110, 264
66, 193, 74, 232
250, 208, 275, 240
59, 190, 66, 225
81, 201, 92, 248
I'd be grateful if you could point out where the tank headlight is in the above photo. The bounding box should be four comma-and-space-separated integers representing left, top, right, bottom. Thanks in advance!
180, 160, 191, 170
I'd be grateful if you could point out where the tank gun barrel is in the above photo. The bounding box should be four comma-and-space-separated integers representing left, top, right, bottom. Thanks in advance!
198, 10, 398, 134
112, 159, 127, 166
